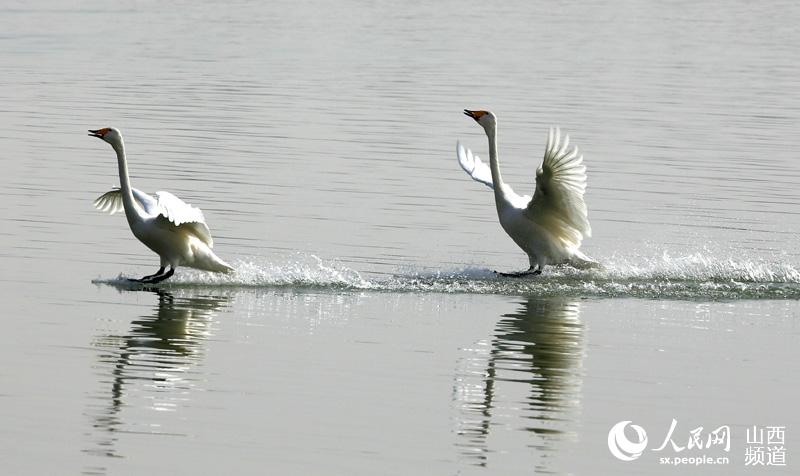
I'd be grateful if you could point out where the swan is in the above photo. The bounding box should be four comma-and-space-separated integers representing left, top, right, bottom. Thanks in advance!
89, 127, 233, 283
457, 110, 596, 276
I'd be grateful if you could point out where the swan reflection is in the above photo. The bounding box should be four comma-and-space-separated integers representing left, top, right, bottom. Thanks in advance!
455, 297, 585, 469
85, 287, 230, 462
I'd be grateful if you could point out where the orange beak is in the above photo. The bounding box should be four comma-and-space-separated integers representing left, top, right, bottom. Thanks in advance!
464, 109, 488, 121
88, 128, 110, 138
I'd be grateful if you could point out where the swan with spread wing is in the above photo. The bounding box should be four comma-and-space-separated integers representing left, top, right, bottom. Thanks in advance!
457, 110, 596, 276
89, 127, 233, 283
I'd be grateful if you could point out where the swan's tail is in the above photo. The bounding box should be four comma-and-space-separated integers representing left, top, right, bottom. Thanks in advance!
569, 249, 602, 270
206, 253, 235, 273
188, 237, 235, 273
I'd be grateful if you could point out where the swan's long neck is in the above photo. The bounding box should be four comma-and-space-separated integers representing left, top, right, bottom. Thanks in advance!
486, 125, 511, 210
112, 139, 142, 224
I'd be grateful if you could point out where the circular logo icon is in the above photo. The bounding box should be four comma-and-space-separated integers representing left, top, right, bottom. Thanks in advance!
608, 420, 648, 461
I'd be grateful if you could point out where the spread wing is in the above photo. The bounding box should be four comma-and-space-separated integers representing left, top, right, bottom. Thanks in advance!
93, 189, 126, 215
153, 191, 214, 247
93, 188, 214, 247
525, 128, 592, 250
93, 187, 157, 215
457, 141, 494, 189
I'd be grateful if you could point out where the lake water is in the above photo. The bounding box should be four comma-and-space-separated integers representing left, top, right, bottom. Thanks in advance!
1, 1, 799, 474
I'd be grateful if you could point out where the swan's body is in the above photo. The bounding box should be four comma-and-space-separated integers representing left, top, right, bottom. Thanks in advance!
458, 110, 595, 275
90, 127, 233, 283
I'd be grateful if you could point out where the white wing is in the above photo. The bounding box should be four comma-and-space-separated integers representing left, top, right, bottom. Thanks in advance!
154, 191, 206, 226
93, 187, 157, 215
93, 188, 214, 247
93, 189, 125, 215
154, 191, 214, 247
457, 141, 494, 189
525, 128, 592, 250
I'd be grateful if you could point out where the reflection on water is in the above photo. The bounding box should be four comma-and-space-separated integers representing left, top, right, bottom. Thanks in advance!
83, 288, 230, 469
455, 297, 585, 472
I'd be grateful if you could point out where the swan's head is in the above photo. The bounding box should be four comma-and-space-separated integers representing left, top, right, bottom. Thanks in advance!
464, 109, 496, 131
88, 127, 123, 147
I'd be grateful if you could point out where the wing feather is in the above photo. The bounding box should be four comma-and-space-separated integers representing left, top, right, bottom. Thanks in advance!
93, 189, 125, 215
93, 188, 214, 247
93, 187, 155, 215
525, 127, 592, 250
154, 191, 214, 247
457, 141, 494, 189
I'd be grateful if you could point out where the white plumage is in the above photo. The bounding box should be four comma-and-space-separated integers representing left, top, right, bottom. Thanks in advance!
458, 110, 596, 275
94, 188, 214, 247
89, 127, 232, 283
456, 142, 494, 189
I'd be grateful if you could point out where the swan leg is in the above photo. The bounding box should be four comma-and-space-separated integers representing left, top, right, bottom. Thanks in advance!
142, 267, 166, 280
127, 267, 165, 283
143, 267, 175, 284
142, 266, 164, 279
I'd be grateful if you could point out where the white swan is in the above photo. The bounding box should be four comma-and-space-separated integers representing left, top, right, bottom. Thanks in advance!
90, 127, 233, 283
458, 110, 596, 275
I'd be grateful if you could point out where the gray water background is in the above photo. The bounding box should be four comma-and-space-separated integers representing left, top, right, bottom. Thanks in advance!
1, 1, 799, 474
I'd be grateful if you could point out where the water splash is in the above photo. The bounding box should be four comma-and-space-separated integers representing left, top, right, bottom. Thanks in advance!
92, 252, 800, 299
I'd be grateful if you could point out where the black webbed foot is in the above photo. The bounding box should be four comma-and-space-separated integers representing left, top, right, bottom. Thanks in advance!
139, 267, 175, 284
129, 267, 166, 283
494, 266, 542, 278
